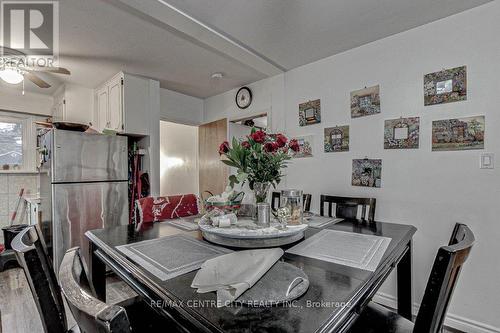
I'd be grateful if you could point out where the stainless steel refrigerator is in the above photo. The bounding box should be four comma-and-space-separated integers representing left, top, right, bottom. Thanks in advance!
39, 129, 128, 271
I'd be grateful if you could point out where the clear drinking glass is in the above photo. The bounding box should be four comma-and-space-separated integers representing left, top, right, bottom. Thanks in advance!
280, 189, 303, 225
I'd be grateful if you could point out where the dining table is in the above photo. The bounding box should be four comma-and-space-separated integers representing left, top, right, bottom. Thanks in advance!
85, 218, 416, 333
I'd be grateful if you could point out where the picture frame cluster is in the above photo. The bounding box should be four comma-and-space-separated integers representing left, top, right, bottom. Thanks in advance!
294, 65, 485, 188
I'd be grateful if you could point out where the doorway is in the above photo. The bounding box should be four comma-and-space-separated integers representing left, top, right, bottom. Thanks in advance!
159, 121, 199, 196
229, 112, 268, 140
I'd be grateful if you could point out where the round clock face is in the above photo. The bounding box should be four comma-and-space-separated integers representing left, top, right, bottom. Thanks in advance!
236, 87, 252, 109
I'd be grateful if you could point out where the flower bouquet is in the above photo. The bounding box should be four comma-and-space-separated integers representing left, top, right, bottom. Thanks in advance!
218, 128, 300, 204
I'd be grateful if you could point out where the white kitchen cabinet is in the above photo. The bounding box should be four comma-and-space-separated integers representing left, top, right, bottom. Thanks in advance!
96, 85, 110, 131
52, 93, 65, 122
108, 75, 123, 131
95, 72, 156, 135
52, 84, 94, 126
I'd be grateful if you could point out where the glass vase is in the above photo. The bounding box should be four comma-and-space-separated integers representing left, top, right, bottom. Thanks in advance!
253, 182, 271, 204
252, 182, 271, 220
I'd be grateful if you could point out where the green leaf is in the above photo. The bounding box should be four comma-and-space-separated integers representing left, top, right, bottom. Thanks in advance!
236, 172, 248, 182
221, 160, 240, 168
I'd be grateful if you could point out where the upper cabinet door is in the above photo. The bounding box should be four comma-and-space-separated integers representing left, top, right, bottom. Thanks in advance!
53, 95, 65, 122
108, 76, 123, 131
97, 86, 109, 131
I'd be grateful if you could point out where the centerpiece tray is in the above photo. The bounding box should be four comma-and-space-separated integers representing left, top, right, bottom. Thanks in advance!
199, 218, 308, 248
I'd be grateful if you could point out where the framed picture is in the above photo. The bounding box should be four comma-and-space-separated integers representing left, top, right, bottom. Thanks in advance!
299, 99, 321, 126
432, 116, 484, 151
324, 126, 349, 152
292, 135, 314, 158
384, 117, 420, 149
352, 159, 382, 188
424, 66, 467, 105
351, 85, 381, 118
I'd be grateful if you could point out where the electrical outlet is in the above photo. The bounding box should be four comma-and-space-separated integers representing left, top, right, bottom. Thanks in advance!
480, 153, 494, 169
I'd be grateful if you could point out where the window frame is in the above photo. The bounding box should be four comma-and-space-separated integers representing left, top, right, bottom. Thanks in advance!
0, 111, 37, 173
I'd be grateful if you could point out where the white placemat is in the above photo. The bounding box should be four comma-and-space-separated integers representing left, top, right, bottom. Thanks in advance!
168, 217, 200, 231
286, 229, 391, 271
305, 216, 344, 228
116, 234, 231, 281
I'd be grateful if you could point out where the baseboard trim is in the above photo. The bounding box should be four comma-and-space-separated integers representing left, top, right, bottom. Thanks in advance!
372, 292, 500, 333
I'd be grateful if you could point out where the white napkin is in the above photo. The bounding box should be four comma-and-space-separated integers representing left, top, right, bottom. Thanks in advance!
191, 248, 284, 307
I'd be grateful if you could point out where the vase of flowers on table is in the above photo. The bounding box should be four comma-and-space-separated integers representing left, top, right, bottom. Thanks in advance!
218, 128, 300, 213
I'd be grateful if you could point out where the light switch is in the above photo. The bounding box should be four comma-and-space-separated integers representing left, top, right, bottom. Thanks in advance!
480, 153, 494, 169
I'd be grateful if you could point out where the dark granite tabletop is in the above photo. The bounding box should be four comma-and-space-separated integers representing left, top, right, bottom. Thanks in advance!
86, 219, 416, 333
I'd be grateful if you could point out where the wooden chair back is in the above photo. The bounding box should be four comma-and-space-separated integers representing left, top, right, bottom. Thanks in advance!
271, 191, 312, 212
413, 223, 475, 333
320, 195, 376, 221
59, 247, 132, 333
11, 225, 68, 333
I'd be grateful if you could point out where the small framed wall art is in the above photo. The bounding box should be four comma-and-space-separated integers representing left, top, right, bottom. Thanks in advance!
384, 117, 420, 149
299, 99, 321, 126
351, 85, 381, 118
324, 125, 349, 152
352, 158, 382, 188
424, 66, 467, 105
292, 135, 314, 158
432, 115, 484, 151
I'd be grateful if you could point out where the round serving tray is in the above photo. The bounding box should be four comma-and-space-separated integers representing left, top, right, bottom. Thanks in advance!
199, 219, 308, 248
235, 261, 309, 306
199, 218, 308, 248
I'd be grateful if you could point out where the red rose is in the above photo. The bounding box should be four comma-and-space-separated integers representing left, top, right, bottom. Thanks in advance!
250, 130, 266, 143
219, 141, 230, 155
264, 142, 278, 153
275, 134, 288, 147
241, 141, 251, 149
289, 139, 300, 152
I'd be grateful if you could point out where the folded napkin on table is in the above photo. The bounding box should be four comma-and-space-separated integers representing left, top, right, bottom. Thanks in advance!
191, 248, 284, 307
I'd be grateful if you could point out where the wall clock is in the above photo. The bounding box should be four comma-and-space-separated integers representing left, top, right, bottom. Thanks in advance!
235, 87, 252, 109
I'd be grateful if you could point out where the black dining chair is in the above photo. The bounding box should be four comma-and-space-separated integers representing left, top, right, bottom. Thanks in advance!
320, 195, 376, 222
271, 191, 312, 212
11, 226, 172, 333
59, 247, 132, 333
349, 223, 475, 333
11, 225, 70, 333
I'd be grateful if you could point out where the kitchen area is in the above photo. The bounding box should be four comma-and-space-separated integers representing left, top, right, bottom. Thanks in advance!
1, 71, 163, 272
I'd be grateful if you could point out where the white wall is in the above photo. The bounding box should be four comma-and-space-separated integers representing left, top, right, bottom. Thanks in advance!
160, 121, 199, 196
204, 74, 285, 131
0, 87, 53, 115
203, 2, 500, 331
160, 88, 204, 125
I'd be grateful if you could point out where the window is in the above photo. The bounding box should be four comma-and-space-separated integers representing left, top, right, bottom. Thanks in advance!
0, 112, 36, 172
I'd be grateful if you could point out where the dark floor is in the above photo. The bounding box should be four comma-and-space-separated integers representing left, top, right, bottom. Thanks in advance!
0, 268, 464, 333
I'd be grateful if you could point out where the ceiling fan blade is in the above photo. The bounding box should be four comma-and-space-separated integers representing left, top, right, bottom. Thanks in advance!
24, 72, 51, 88
0, 46, 25, 57
24, 67, 71, 75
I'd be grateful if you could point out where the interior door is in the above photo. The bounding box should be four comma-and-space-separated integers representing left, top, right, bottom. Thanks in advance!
199, 118, 228, 197
108, 76, 123, 131
97, 86, 109, 130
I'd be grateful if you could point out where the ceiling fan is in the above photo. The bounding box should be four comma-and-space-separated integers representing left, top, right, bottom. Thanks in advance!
0, 46, 71, 89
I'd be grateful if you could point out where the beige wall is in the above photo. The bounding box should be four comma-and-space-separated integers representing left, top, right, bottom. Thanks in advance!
159, 121, 199, 196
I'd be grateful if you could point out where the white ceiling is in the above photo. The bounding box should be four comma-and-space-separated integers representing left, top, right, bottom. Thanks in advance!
40, 0, 266, 97
162, 0, 492, 70
3, 0, 492, 98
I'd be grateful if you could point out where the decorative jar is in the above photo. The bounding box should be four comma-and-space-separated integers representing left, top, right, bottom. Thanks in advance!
280, 189, 303, 225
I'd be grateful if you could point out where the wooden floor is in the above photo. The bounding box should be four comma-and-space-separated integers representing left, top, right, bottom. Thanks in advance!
0, 268, 464, 333
0, 268, 136, 333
